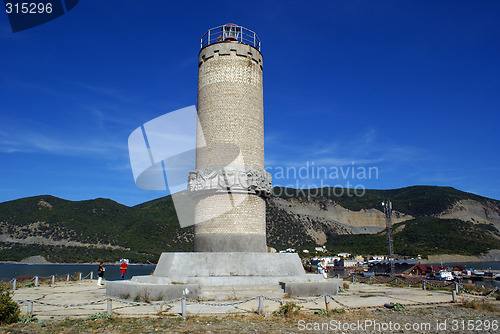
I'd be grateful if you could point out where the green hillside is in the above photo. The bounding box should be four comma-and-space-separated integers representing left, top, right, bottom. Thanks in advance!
325, 217, 500, 257
0, 195, 192, 263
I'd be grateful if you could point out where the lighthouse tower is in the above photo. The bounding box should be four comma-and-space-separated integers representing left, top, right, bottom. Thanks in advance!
189, 24, 271, 252
107, 25, 341, 301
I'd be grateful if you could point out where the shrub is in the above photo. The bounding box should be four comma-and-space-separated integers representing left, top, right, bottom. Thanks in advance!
392, 303, 405, 312
17, 316, 39, 324
86, 312, 112, 320
0, 286, 20, 325
314, 309, 330, 316
273, 302, 302, 317
315, 308, 345, 316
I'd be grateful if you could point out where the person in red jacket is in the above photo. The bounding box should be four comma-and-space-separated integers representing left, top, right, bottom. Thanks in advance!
120, 259, 128, 280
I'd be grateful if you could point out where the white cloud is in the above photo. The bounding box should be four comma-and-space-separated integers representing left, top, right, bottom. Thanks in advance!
0, 128, 126, 157
265, 128, 425, 170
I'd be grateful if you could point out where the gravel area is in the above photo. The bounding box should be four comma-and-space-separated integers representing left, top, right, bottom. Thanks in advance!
3, 280, 499, 333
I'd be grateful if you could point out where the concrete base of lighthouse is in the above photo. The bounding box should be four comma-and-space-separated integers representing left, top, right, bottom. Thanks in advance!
106, 252, 341, 301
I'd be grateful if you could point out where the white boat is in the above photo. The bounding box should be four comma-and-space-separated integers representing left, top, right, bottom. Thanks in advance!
472, 269, 485, 276
438, 270, 454, 281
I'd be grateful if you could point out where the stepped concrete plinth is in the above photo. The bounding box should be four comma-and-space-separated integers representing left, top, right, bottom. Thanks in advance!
106, 252, 341, 301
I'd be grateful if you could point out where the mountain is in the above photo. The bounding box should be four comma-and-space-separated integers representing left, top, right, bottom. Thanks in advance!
0, 186, 499, 263
268, 186, 500, 246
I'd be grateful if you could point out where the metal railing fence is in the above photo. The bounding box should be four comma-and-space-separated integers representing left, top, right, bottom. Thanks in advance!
201, 24, 261, 50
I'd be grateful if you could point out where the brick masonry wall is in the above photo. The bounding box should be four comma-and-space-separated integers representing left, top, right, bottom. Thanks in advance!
195, 42, 267, 249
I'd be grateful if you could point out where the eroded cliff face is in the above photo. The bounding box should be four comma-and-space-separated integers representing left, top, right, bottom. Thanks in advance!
270, 197, 413, 245
268, 196, 500, 246
436, 199, 500, 231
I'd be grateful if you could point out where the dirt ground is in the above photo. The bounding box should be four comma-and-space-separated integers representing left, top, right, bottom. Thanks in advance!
2, 279, 499, 333
1, 304, 499, 334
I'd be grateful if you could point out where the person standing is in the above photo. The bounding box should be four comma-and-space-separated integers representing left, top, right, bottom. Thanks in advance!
322, 260, 328, 279
120, 259, 128, 280
317, 261, 323, 274
97, 262, 105, 286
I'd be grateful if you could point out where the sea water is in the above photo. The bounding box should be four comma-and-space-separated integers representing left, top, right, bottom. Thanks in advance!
0, 263, 156, 281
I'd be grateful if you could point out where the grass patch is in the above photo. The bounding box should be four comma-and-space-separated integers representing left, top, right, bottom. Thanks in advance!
273, 302, 302, 317
314, 308, 345, 316
460, 299, 499, 312
86, 312, 112, 321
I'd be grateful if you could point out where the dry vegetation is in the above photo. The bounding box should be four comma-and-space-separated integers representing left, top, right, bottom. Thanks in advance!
1, 303, 499, 334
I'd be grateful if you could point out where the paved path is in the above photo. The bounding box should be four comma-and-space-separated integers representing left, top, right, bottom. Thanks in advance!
11, 280, 464, 320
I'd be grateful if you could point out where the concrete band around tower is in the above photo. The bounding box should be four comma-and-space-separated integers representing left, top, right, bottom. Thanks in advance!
192, 35, 271, 253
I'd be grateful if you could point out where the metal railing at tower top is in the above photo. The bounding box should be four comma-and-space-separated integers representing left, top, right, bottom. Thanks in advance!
201, 24, 261, 51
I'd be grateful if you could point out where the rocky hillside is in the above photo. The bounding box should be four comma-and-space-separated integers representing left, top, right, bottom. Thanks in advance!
0, 186, 499, 262
268, 186, 500, 246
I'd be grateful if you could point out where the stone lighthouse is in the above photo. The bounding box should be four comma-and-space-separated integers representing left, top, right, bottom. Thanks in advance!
107, 24, 340, 301
189, 24, 271, 252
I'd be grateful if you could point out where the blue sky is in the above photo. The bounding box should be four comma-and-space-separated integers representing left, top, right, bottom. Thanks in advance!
1, 0, 499, 206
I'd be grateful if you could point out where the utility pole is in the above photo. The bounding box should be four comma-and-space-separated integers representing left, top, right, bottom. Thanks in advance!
382, 200, 395, 277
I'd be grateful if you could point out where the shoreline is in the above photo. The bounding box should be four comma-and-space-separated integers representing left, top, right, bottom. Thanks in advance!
2, 249, 499, 266
420, 249, 500, 265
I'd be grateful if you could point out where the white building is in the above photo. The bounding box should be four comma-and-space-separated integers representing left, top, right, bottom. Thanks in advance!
337, 252, 351, 258
338, 259, 358, 268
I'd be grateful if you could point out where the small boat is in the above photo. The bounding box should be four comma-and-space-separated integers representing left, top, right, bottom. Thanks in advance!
472, 269, 485, 276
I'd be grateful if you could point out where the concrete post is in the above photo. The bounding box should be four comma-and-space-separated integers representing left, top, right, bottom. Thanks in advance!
34, 276, 38, 287
422, 281, 426, 290
27, 301, 33, 318
67, 274, 70, 281
79, 273, 82, 281
52, 275, 55, 284
454, 282, 459, 294
258, 296, 263, 315
181, 297, 187, 317
452, 290, 456, 303
107, 299, 112, 314
324, 295, 330, 311
13, 279, 16, 290
90, 272, 93, 280
395, 278, 398, 287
